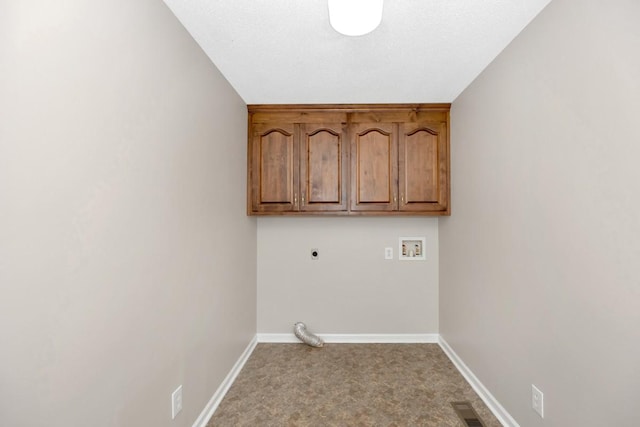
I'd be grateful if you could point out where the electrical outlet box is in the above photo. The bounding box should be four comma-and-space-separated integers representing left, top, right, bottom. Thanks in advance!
532, 384, 544, 418
172, 385, 183, 419
384, 247, 393, 259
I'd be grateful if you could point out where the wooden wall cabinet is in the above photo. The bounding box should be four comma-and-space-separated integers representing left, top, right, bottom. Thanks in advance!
248, 104, 450, 216
249, 113, 348, 214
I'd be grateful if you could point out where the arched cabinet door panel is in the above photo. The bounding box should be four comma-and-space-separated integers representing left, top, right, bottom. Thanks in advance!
300, 123, 347, 212
250, 124, 298, 213
399, 122, 449, 213
350, 123, 398, 212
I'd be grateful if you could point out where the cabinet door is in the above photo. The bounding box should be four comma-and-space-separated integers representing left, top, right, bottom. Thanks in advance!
300, 123, 347, 212
350, 123, 398, 212
250, 123, 298, 213
398, 121, 449, 213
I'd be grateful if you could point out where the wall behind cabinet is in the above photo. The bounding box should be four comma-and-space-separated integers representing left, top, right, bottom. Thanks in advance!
257, 217, 438, 334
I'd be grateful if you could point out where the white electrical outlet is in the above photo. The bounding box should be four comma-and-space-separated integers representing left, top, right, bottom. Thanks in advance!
384, 247, 393, 259
171, 385, 183, 419
532, 384, 544, 418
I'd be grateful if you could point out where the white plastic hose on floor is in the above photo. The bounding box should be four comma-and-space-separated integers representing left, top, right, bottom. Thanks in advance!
293, 322, 324, 347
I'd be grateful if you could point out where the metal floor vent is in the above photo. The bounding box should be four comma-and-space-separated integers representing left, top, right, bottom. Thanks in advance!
451, 401, 485, 427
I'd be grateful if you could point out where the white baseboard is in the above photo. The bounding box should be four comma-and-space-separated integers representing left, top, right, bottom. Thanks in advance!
257, 333, 439, 343
438, 337, 519, 427
192, 336, 258, 427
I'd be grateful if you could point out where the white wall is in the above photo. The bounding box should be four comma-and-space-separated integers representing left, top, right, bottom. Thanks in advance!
0, 1, 255, 426
257, 217, 438, 334
441, 0, 640, 426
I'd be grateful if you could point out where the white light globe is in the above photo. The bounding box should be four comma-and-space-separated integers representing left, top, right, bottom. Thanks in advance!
328, 0, 384, 36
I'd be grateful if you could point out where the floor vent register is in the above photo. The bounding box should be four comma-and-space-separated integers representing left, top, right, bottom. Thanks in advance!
451, 401, 485, 427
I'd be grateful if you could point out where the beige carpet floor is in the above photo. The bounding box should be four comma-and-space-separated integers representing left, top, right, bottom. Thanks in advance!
206, 343, 501, 426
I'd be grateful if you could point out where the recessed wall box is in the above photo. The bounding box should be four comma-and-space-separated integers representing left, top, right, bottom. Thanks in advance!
399, 237, 426, 261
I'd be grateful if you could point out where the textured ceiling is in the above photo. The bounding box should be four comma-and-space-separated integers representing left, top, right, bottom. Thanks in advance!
163, 0, 551, 104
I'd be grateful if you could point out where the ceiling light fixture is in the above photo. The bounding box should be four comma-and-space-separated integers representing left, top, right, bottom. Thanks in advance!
328, 0, 384, 37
